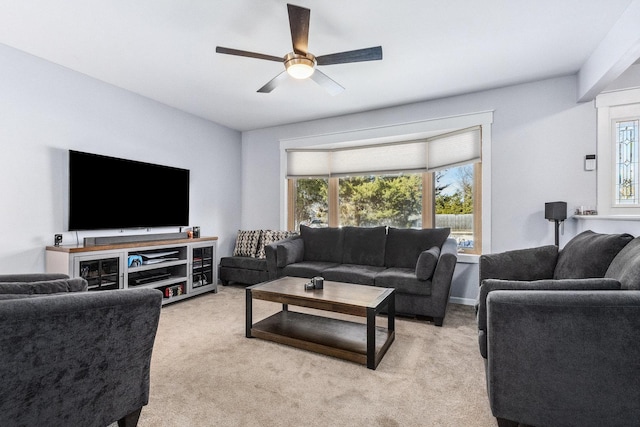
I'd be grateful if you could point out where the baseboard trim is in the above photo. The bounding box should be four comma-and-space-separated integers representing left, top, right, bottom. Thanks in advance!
449, 296, 477, 306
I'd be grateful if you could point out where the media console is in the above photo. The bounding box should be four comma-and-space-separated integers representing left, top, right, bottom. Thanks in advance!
46, 236, 217, 305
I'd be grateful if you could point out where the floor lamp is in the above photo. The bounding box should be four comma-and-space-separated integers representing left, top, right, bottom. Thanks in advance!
545, 201, 567, 246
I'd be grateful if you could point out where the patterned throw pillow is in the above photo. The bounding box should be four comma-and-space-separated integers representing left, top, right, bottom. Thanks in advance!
255, 230, 294, 258
232, 230, 261, 257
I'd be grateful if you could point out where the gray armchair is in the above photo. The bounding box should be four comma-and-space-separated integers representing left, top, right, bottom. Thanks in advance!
0, 274, 162, 427
478, 231, 640, 426
486, 289, 640, 427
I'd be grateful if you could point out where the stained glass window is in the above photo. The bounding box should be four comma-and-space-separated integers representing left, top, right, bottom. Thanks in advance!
616, 120, 639, 205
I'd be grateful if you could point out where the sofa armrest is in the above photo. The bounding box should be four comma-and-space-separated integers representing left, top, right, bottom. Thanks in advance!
479, 245, 558, 285
265, 235, 303, 279
486, 290, 640, 426
477, 278, 621, 358
428, 238, 458, 322
0, 273, 71, 282
0, 277, 88, 294
0, 288, 162, 427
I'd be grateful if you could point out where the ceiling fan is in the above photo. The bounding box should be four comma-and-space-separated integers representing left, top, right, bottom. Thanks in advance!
216, 3, 383, 95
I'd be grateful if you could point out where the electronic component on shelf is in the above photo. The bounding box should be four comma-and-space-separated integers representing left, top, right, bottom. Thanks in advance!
128, 255, 143, 267
132, 272, 171, 286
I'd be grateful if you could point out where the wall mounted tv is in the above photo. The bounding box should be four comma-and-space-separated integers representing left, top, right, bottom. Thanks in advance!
68, 150, 190, 231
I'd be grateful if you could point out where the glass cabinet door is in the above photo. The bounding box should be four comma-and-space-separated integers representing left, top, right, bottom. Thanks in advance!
78, 257, 121, 291
192, 246, 214, 289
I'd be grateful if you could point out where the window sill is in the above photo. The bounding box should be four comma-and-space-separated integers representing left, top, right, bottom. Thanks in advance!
573, 215, 640, 221
456, 253, 479, 264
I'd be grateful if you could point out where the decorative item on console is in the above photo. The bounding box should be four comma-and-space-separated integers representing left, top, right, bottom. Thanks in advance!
575, 206, 598, 215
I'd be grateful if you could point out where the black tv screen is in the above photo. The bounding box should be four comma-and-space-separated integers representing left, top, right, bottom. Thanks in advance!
68, 150, 190, 231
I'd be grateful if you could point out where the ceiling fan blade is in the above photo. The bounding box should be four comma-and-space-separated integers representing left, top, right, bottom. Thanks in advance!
257, 71, 289, 93
316, 46, 383, 66
216, 46, 283, 63
288, 4, 310, 54
310, 69, 344, 96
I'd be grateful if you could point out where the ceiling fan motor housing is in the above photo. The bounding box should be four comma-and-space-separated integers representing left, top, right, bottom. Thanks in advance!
285, 52, 316, 79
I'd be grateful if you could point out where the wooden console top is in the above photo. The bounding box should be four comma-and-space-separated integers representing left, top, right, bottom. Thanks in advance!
46, 236, 218, 253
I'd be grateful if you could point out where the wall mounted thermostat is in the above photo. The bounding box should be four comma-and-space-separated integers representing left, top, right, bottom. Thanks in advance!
585, 154, 596, 171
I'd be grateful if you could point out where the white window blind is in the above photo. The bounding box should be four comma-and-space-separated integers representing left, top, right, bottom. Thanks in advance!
286, 126, 481, 178
427, 127, 482, 171
286, 150, 331, 177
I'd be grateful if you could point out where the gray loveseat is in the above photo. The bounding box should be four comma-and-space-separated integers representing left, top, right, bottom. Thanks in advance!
477, 230, 640, 427
265, 225, 457, 326
0, 274, 162, 427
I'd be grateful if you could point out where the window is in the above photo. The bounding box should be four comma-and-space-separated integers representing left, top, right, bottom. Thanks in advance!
339, 174, 423, 228
282, 112, 492, 255
596, 89, 640, 215
291, 178, 329, 227
615, 119, 639, 205
289, 162, 481, 254
435, 164, 479, 251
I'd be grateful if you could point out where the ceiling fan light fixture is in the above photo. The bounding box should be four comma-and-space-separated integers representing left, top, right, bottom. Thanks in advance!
285, 52, 316, 79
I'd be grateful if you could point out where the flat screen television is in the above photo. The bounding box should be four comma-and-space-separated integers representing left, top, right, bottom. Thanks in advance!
68, 150, 190, 231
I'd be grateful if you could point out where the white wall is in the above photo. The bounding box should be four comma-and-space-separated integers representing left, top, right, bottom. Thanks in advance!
0, 44, 242, 273
241, 75, 598, 303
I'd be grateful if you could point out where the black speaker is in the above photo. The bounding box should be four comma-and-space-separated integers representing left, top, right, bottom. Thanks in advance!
54, 234, 63, 246
545, 201, 567, 221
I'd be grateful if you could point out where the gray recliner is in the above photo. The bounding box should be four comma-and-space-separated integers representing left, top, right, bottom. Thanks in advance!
0, 274, 162, 427
477, 231, 640, 427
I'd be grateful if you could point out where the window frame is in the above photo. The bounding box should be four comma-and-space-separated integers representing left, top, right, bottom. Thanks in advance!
596, 88, 640, 215
280, 112, 493, 256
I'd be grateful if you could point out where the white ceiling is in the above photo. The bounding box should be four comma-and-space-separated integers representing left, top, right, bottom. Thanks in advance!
0, 0, 636, 131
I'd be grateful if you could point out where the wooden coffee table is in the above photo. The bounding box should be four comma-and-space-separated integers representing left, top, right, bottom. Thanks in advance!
246, 276, 395, 370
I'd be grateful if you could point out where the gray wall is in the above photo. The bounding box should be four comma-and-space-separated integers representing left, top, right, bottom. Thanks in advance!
0, 44, 242, 273
241, 75, 598, 304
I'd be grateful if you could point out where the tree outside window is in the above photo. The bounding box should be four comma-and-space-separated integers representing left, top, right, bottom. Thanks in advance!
339, 174, 422, 228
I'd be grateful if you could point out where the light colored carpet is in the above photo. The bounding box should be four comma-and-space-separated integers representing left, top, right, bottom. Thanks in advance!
136, 285, 496, 427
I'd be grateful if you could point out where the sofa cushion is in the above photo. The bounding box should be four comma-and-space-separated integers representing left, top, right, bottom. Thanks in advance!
384, 227, 450, 269
256, 230, 295, 259
374, 268, 433, 296
300, 225, 344, 263
415, 246, 440, 280
233, 230, 262, 257
322, 264, 386, 286
554, 230, 634, 279
0, 278, 88, 295
341, 226, 387, 267
606, 236, 640, 289
282, 261, 339, 278
219, 256, 268, 271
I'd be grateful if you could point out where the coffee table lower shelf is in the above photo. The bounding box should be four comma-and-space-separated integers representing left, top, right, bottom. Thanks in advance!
251, 310, 395, 368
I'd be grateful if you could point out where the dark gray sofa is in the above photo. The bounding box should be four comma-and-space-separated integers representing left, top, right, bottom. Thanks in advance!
477, 230, 640, 427
265, 225, 457, 326
0, 274, 162, 427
